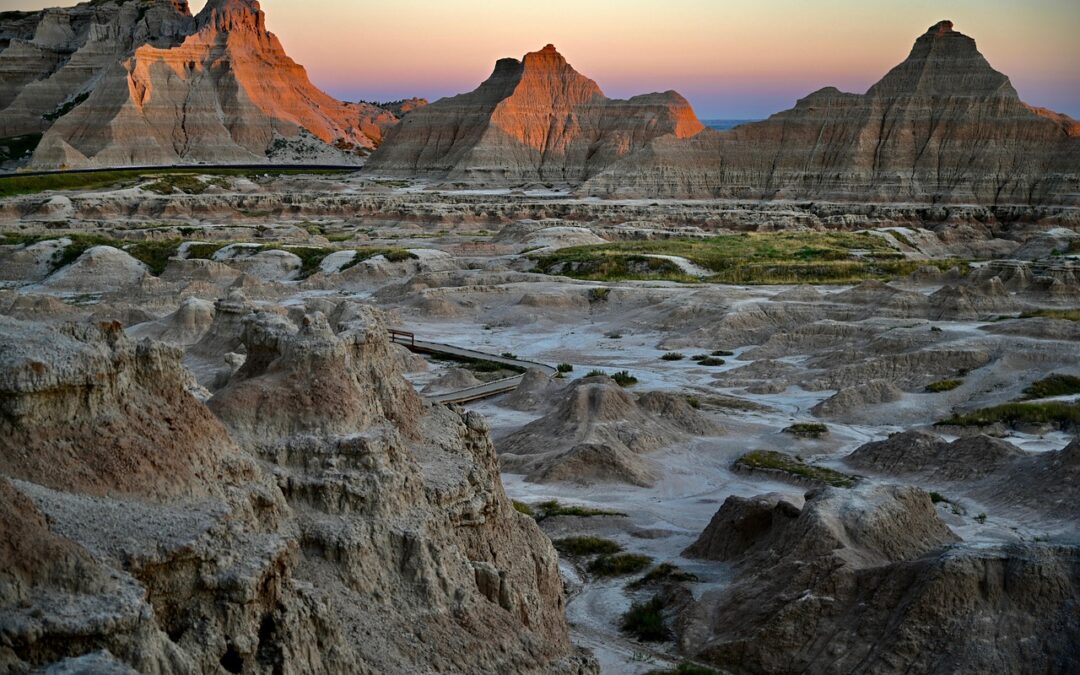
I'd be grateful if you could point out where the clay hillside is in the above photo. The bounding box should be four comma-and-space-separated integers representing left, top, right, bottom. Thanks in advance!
584, 21, 1080, 204
0, 0, 425, 169
364, 44, 706, 183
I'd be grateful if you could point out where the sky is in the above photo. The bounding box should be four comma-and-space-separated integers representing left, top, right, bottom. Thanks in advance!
2, 0, 1078, 118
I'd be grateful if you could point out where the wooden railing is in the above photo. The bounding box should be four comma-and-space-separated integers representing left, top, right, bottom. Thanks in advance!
389, 329, 415, 347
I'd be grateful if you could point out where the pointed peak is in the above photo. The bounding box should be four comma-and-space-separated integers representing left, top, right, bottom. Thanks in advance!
196, 0, 265, 32
542, 44, 558, 52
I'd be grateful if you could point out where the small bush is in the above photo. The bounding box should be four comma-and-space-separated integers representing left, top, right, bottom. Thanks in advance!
1022, 374, 1080, 400
975, 512, 987, 524
611, 370, 638, 387
585, 369, 608, 378
660, 352, 685, 361
553, 536, 623, 557
690, 354, 709, 361
500, 352, 518, 360
936, 401, 1080, 431
589, 553, 653, 577
697, 357, 725, 366
511, 500, 534, 517
626, 563, 699, 590
711, 349, 734, 357
557, 363, 574, 373
588, 287, 611, 302
929, 491, 949, 504
783, 423, 829, 439
686, 396, 701, 409
620, 596, 671, 642
926, 379, 963, 393
533, 500, 626, 522
605, 331, 623, 339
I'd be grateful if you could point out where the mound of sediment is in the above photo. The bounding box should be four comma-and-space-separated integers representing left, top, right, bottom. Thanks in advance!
811, 380, 904, 419
422, 367, 482, 394
675, 485, 1080, 674
0, 316, 246, 498
846, 430, 1026, 480
501, 368, 567, 412
498, 378, 718, 485
39, 246, 148, 293
126, 297, 215, 346
683, 492, 803, 561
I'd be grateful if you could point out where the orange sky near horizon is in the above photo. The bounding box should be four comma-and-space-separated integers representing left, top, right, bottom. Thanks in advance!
3, 0, 1078, 117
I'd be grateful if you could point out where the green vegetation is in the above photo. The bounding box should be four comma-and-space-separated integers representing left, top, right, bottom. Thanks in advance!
783, 423, 829, 439
588, 287, 610, 302
661, 352, 685, 361
0, 167, 352, 199
531, 499, 627, 522
929, 492, 950, 504
585, 369, 608, 379
626, 563, 699, 590
552, 536, 623, 557
511, 500, 534, 517
183, 243, 416, 279
936, 401, 1080, 430
620, 596, 671, 642
605, 331, 623, 339
500, 352, 518, 360
685, 396, 702, 409
2, 233, 181, 275
735, 450, 857, 488
926, 379, 963, 393
1020, 308, 1080, 322
532, 232, 970, 284
611, 370, 639, 387
0, 133, 42, 163
697, 357, 725, 366
690, 354, 709, 362
42, 92, 90, 122
588, 553, 653, 577
143, 173, 226, 195
1021, 374, 1080, 400
557, 363, 574, 373
975, 512, 988, 524
711, 349, 734, 357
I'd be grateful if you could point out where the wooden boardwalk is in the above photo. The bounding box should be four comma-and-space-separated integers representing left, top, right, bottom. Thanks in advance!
390, 330, 556, 405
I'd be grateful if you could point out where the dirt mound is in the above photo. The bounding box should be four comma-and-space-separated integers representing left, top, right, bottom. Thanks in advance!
846, 430, 1026, 480
127, 297, 215, 346
498, 378, 718, 485
501, 368, 567, 412
811, 380, 904, 418
673, 485, 1080, 674
683, 493, 802, 561
422, 367, 481, 394
0, 317, 247, 498
39, 246, 148, 293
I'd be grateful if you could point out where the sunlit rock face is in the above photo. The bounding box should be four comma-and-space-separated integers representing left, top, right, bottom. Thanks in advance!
584, 20, 1080, 205
18, 0, 407, 169
365, 44, 706, 183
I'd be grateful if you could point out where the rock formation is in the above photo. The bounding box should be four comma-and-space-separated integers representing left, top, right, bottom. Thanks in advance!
365, 44, 705, 183
678, 485, 1080, 674
4, 0, 417, 169
584, 21, 1080, 204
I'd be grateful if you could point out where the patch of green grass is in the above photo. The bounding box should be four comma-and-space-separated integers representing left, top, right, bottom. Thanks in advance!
429, 352, 525, 376
184, 242, 229, 260
1020, 308, 1080, 322
511, 500, 534, 517
557, 363, 574, 373
2, 233, 183, 275
783, 423, 829, 439
553, 536, 623, 557
1021, 374, 1080, 400
697, 357, 725, 366
532, 232, 969, 284
929, 492, 950, 504
620, 596, 671, 642
588, 287, 611, 302
143, 173, 226, 195
626, 563, 699, 590
926, 379, 963, 393
936, 401, 1080, 430
533, 499, 626, 522
660, 352, 685, 361
611, 370, 638, 387
686, 396, 702, 409
588, 553, 653, 577
585, 369, 608, 378
0, 167, 352, 199
735, 450, 857, 488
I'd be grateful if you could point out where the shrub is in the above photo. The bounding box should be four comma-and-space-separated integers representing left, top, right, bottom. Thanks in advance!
926, 379, 963, 393
936, 401, 1080, 431
589, 553, 653, 577
660, 352, 685, 361
929, 492, 949, 504
1021, 374, 1080, 400
697, 357, 725, 366
686, 396, 701, 409
620, 596, 671, 642
588, 287, 610, 302
533, 500, 626, 522
511, 500, 534, 517
500, 352, 518, 360
585, 369, 608, 378
690, 354, 709, 361
557, 363, 574, 373
975, 512, 987, 524
605, 331, 623, 339
711, 349, 734, 357
611, 370, 638, 387
735, 450, 857, 488
783, 423, 829, 439
626, 563, 699, 590
553, 536, 623, 556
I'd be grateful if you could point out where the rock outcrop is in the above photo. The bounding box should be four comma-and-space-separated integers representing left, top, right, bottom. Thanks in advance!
13, 0, 413, 169
365, 44, 705, 183
584, 21, 1080, 204
678, 485, 1080, 674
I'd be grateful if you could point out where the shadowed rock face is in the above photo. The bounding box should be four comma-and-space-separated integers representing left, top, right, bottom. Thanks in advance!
18, 0, 408, 169
584, 20, 1080, 204
366, 44, 705, 183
